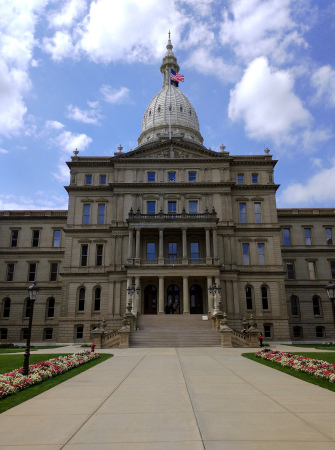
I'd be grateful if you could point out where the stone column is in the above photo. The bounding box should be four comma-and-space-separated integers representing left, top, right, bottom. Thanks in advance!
183, 276, 189, 313
182, 227, 188, 264
135, 277, 140, 313
205, 228, 212, 265
135, 228, 141, 264
207, 276, 214, 312
128, 228, 134, 263
158, 276, 164, 314
158, 228, 164, 264
212, 228, 218, 261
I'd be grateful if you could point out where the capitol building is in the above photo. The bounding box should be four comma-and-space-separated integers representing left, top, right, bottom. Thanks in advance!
0, 37, 334, 346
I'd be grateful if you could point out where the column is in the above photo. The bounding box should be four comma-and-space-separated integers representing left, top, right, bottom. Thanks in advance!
135, 228, 141, 264
159, 228, 164, 264
182, 227, 188, 264
205, 228, 212, 264
212, 228, 218, 260
158, 276, 164, 314
183, 276, 189, 313
128, 228, 134, 262
207, 276, 214, 312
135, 277, 140, 312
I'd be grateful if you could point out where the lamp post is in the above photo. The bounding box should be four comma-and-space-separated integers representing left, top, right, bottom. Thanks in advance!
325, 281, 335, 333
22, 283, 39, 376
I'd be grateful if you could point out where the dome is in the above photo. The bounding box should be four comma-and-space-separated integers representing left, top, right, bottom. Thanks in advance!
137, 35, 203, 146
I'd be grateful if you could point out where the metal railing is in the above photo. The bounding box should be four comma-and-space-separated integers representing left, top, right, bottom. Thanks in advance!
128, 207, 217, 220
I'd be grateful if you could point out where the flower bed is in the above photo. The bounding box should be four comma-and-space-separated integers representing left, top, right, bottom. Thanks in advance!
0, 351, 99, 400
256, 349, 335, 383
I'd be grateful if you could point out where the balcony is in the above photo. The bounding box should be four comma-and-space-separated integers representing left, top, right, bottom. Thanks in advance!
127, 258, 218, 266
127, 207, 217, 222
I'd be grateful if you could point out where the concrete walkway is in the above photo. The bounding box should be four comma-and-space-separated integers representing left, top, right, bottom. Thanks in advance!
1, 345, 335, 449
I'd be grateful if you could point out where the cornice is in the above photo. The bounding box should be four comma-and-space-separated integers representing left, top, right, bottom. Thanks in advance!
277, 208, 335, 218
232, 184, 280, 191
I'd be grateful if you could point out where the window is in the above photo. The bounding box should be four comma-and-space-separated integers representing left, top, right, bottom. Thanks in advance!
81, 245, 88, 266
50, 263, 58, 281
21, 328, 28, 340
290, 295, 300, 316
242, 243, 250, 265
6, 264, 14, 282
83, 204, 91, 225
76, 326, 84, 339
261, 286, 269, 310
100, 175, 106, 185
44, 328, 53, 340
96, 244, 103, 266
189, 201, 198, 215
307, 261, 316, 280
11, 230, 19, 248
254, 203, 261, 223
147, 172, 155, 182
28, 263, 36, 282
190, 242, 199, 262
53, 230, 61, 247
168, 172, 176, 181
85, 175, 92, 185
188, 172, 196, 181
304, 228, 312, 245
98, 204, 105, 225
258, 243, 265, 265
168, 201, 177, 214
2, 298, 10, 318
283, 228, 291, 245
246, 286, 253, 310
264, 325, 272, 338
78, 288, 85, 311
237, 174, 244, 183
326, 228, 333, 245
330, 261, 335, 279
32, 230, 40, 247
239, 203, 246, 223
252, 174, 258, 183
293, 326, 303, 338
313, 296, 321, 316
94, 288, 101, 311
47, 298, 55, 318
0, 328, 8, 340
316, 326, 325, 338
168, 243, 177, 261
146, 243, 156, 261
25, 299, 32, 318
147, 201, 155, 217
286, 262, 295, 280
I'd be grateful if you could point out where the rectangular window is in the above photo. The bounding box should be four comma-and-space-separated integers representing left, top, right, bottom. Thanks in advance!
283, 228, 291, 245
83, 204, 91, 225
188, 172, 196, 181
331, 261, 335, 279
94, 288, 101, 311
168, 201, 177, 214
147, 172, 155, 182
53, 230, 61, 247
286, 262, 295, 280
28, 263, 36, 282
100, 175, 106, 185
0, 329, 8, 340
98, 204, 105, 224
326, 228, 333, 245
96, 244, 103, 266
252, 174, 258, 183
146, 242, 156, 261
308, 261, 316, 280
189, 201, 198, 215
6, 264, 14, 282
85, 175, 92, 185
147, 201, 155, 217
81, 245, 88, 266
11, 230, 19, 248
168, 172, 176, 181
25, 300, 32, 318
50, 263, 58, 281
304, 228, 312, 245
32, 230, 40, 247
254, 203, 261, 223
242, 244, 250, 265
45, 328, 53, 340
313, 297, 321, 316
258, 244, 265, 265
237, 174, 244, 183
168, 243, 177, 261
264, 325, 271, 338
76, 326, 84, 339
246, 286, 253, 310
239, 203, 246, 223
190, 242, 199, 262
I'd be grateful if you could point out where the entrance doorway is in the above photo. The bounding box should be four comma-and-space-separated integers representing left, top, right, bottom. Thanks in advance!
166, 284, 180, 314
144, 284, 157, 314
190, 284, 203, 314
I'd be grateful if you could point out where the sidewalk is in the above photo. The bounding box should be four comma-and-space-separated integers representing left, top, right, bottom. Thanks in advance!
1, 345, 335, 449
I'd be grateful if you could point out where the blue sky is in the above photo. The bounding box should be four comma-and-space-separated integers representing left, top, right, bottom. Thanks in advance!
1, 0, 335, 210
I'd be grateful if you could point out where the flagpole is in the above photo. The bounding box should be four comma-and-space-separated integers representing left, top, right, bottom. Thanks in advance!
169, 69, 172, 140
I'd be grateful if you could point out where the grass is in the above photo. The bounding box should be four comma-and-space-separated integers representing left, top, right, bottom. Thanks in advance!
283, 344, 335, 351
0, 345, 67, 354
242, 351, 335, 393
0, 352, 113, 414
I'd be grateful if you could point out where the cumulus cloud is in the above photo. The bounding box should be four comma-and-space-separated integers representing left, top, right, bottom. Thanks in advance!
53, 130, 92, 154
311, 65, 335, 108
228, 57, 311, 146
43, 31, 77, 61
48, 0, 88, 29
100, 85, 130, 104
66, 102, 102, 124
0, 148, 9, 154
45, 120, 65, 130
0, 193, 67, 210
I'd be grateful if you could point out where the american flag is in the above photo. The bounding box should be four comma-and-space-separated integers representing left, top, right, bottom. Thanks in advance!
170, 69, 184, 82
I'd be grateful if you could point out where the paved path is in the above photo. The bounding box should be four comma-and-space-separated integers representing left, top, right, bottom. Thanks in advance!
1, 346, 335, 449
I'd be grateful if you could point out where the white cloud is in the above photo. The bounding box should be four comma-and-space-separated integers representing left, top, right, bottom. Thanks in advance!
0, 193, 67, 210
0, 148, 9, 154
53, 130, 92, 154
66, 103, 102, 124
45, 120, 64, 130
311, 65, 335, 108
43, 31, 77, 61
228, 57, 311, 146
100, 85, 130, 104
48, 0, 87, 29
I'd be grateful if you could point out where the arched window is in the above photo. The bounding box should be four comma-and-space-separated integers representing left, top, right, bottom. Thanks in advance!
44, 328, 53, 340
261, 286, 269, 310
312, 295, 322, 316
0, 328, 8, 340
245, 286, 253, 310
47, 297, 55, 318
316, 326, 326, 338
78, 288, 85, 311
24, 298, 32, 318
293, 326, 303, 338
2, 298, 11, 318
290, 295, 300, 316
94, 287, 101, 311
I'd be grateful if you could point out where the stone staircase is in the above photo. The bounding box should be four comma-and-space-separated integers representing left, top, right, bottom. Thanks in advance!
129, 314, 221, 347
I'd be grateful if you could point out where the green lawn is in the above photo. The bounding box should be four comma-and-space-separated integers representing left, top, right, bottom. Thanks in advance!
283, 344, 335, 351
0, 352, 113, 414
242, 351, 335, 393
0, 345, 67, 354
